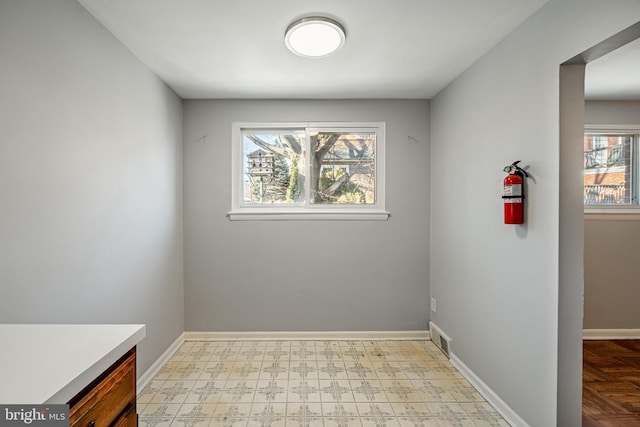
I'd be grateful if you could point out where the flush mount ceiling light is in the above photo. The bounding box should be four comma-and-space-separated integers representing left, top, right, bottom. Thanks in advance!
285, 17, 346, 58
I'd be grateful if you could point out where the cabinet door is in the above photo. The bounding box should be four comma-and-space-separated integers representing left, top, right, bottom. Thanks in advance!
69, 349, 136, 427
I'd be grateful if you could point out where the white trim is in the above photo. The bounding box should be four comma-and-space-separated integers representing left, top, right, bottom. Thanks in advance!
183, 330, 429, 341
584, 211, 640, 220
228, 210, 390, 221
583, 329, 640, 340
450, 353, 529, 427
137, 332, 185, 393
585, 124, 640, 131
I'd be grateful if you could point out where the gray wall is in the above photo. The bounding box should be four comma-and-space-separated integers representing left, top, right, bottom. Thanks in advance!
584, 101, 640, 329
0, 0, 185, 375
183, 100, 429, 332
429, 1, 640, 426
585, 101, 640, 125
584, 219, 640, 329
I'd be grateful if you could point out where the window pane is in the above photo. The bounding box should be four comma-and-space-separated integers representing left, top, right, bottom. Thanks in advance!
242, 131, 305, 204
584, 134, 633, 205
310, 131, 376, 204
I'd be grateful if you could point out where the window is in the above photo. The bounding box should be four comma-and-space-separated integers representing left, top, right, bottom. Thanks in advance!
230, 122, 387, 220
584, 130, 639, 207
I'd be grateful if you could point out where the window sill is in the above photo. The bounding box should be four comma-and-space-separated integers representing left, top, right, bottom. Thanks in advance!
585, 207, 640, 221
227, 210, 390, 221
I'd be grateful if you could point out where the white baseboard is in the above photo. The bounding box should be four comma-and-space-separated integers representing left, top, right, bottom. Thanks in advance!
450, 353, 529, 427
583, 329, 640, 339
184, 330, 430, 341
137, 332, 185, 393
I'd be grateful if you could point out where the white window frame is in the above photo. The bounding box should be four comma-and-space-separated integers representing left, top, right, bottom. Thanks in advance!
229, 122, 389, 221
584, 125, 640, 220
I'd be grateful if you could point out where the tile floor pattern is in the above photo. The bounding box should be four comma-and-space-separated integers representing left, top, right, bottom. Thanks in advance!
137, 340, 510, 427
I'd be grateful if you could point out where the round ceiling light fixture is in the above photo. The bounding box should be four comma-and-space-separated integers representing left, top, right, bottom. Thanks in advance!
285, 16, 346, 58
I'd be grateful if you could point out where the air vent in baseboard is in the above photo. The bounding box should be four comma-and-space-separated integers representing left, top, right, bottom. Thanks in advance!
429, 321, 452, 358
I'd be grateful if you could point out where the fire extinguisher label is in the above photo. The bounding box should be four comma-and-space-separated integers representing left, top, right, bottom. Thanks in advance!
504, 197, 522, 203
503, 184, 522, 196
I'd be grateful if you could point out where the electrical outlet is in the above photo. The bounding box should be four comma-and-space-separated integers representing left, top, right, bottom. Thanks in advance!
430, 297, 437, 313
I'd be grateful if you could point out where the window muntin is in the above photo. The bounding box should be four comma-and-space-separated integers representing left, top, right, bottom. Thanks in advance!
231, 122, 386, 219
584, 131, 637, 206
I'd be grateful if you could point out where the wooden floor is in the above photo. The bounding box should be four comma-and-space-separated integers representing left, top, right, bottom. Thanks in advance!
583, 340, 640, 426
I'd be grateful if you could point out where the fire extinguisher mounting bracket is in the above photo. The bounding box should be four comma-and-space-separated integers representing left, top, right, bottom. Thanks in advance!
503, 160, 529, 178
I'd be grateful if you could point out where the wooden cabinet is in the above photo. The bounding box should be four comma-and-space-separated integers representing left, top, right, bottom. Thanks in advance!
68, 347, 137, 427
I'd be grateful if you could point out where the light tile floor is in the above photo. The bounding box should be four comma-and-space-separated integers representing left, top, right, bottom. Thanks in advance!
137, 340, 509, 427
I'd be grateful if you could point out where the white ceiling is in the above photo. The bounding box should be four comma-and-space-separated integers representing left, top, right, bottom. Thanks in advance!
585, 37, 640, 101
78, 0, 550, 99
78, 0, 638, 101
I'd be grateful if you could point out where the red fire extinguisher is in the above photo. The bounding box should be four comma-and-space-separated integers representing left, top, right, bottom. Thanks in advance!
502, 161, 529, 224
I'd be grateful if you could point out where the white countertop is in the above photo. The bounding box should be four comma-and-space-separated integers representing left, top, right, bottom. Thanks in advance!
0, 324, 146, 404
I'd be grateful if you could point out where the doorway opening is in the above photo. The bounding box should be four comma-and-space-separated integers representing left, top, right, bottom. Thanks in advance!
559, 20, 640, 426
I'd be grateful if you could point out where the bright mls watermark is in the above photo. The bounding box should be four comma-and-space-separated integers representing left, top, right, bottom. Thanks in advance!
0, 406, 69, 427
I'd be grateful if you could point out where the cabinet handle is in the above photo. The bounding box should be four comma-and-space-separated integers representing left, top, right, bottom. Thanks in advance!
87, 421, 96, 427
